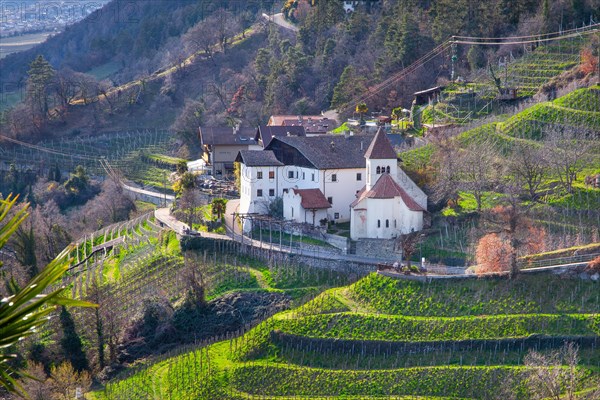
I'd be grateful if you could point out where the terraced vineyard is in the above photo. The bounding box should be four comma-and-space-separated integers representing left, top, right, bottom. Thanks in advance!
505, 41, 584, 97
91, 272, 600, 399
419, 37, 590, 125
0, 129, 183, 191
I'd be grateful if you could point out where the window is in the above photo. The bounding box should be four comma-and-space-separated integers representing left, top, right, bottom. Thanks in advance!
376, 166, 381, 174
283, 188, 289, 194
291, 207, 294, 217
334, 212, 340, 219
356, 173, 362, 181
386, 166, 390, 174
327, 197, 333, 205
269, 171, 275, 179
394, 220, 397, 228
311, 173, 315, 181
257, 189, 263, 197
385, 219, 389, 228
288, 171, 294, 179
302, 172, 305, 180
257, 171, 263, 179
377, 220, 381, 228
331, 174, 337, 182
269, 189, 275, 197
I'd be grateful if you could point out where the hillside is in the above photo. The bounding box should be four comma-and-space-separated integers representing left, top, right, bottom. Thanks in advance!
91, 272, 600, 399
1, 0, 598, 140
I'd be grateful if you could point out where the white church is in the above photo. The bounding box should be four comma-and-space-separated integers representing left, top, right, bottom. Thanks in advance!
235, 128, 426, 240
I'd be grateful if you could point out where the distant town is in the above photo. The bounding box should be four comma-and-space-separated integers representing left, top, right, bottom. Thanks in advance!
0, 0, 110, 37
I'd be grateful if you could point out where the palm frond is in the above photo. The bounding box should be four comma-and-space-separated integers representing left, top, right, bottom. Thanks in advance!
0, 194, 96, 397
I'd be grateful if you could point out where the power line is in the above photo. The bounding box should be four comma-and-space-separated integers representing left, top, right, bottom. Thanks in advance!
453, 23, 600, 41
0, 134, 97, 161
336, 22, 599, 113
452, 29, 599, 46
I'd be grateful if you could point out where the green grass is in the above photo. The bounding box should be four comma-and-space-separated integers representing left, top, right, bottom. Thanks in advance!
348, 273, 600, 317
273, 312, 600, 341
91, 269, 600, 399
231, 364, 530, 399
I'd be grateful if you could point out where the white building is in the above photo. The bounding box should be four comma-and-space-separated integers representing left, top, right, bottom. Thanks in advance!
350, 129, 425, 239
236, 128, 426, 238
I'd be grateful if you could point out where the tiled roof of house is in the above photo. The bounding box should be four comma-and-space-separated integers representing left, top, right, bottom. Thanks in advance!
281, 118, 337, 134
293, 188, 331, 210
268, 115, 330, 126
199, 126, 257, 146
235, 150, 284, 167
351, 173, 425, 211
267, 134, 374, 169
255, 125, 306, 147
364, 127, 398, 159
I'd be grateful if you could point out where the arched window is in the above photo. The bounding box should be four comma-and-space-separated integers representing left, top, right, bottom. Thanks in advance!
376, 166, 381, 174
377, 220, 381, 228
385, 219, 389, 228
386, 166, 390, 174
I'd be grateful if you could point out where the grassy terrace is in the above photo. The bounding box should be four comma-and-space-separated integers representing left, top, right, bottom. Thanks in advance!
92, 270, 600, 399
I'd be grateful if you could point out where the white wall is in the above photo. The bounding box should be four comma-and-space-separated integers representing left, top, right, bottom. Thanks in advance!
282, 191, 328, 226
366, 158, 398, 191
239, 164, 281, 217
351, 196, 424, 240
276, 166, 365, 223
396, 167, 428, 210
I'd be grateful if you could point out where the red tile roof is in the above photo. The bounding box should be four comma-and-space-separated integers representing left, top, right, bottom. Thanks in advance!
351, 174, 425, 211
293, 188, 332, 210
364, 127, 397, 159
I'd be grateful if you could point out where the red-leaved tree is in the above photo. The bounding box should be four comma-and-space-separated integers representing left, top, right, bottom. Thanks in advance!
475, 233, 512, 274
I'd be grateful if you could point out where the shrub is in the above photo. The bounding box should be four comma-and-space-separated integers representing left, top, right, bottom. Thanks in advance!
475, 233, 512, 274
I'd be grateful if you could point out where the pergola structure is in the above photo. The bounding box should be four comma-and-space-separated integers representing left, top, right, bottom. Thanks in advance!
232, 212, 313, 253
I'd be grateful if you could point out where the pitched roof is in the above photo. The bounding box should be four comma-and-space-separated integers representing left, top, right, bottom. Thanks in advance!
255, 125, 306, 147
235, 150, 283, 167
199, 126, 257, 146
364, 127, 397, 159
266, 134, 374, 170
293, 188, 331, 210
281, 117, 338, 134
351, 173, 425, 211
268, 115, 329, 126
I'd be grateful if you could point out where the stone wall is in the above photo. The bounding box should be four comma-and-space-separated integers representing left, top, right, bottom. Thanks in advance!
354, 239, 400, 261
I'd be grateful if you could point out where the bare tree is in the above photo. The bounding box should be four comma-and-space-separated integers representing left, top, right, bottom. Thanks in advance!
524, 342, 596, 400
480, 186, 546, 276
508, 141, 548, 200
544, 127, 592, 194
17, 361, 52, 400
395, 232, 421, 267
183, 17, 219, 62
176, 188, 203, 228
434, 136, 501, 212
213, 8, 241, 53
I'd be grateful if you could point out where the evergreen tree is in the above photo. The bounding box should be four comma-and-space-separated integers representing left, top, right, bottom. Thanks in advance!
59, 307, 89, 372
26, 55, 55, 119
330, 66, 367, 111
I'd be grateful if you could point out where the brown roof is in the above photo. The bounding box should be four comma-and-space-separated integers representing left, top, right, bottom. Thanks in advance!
268, 115, 327, 126
235, 150, 284, 167
293, 188, 331, 210
281, 117, 337, 134
351, 174, 425, 211
266, 134, 374, 169
255, 125, 306, 147
199, 126, 257, 146
364, 127, 397, 159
